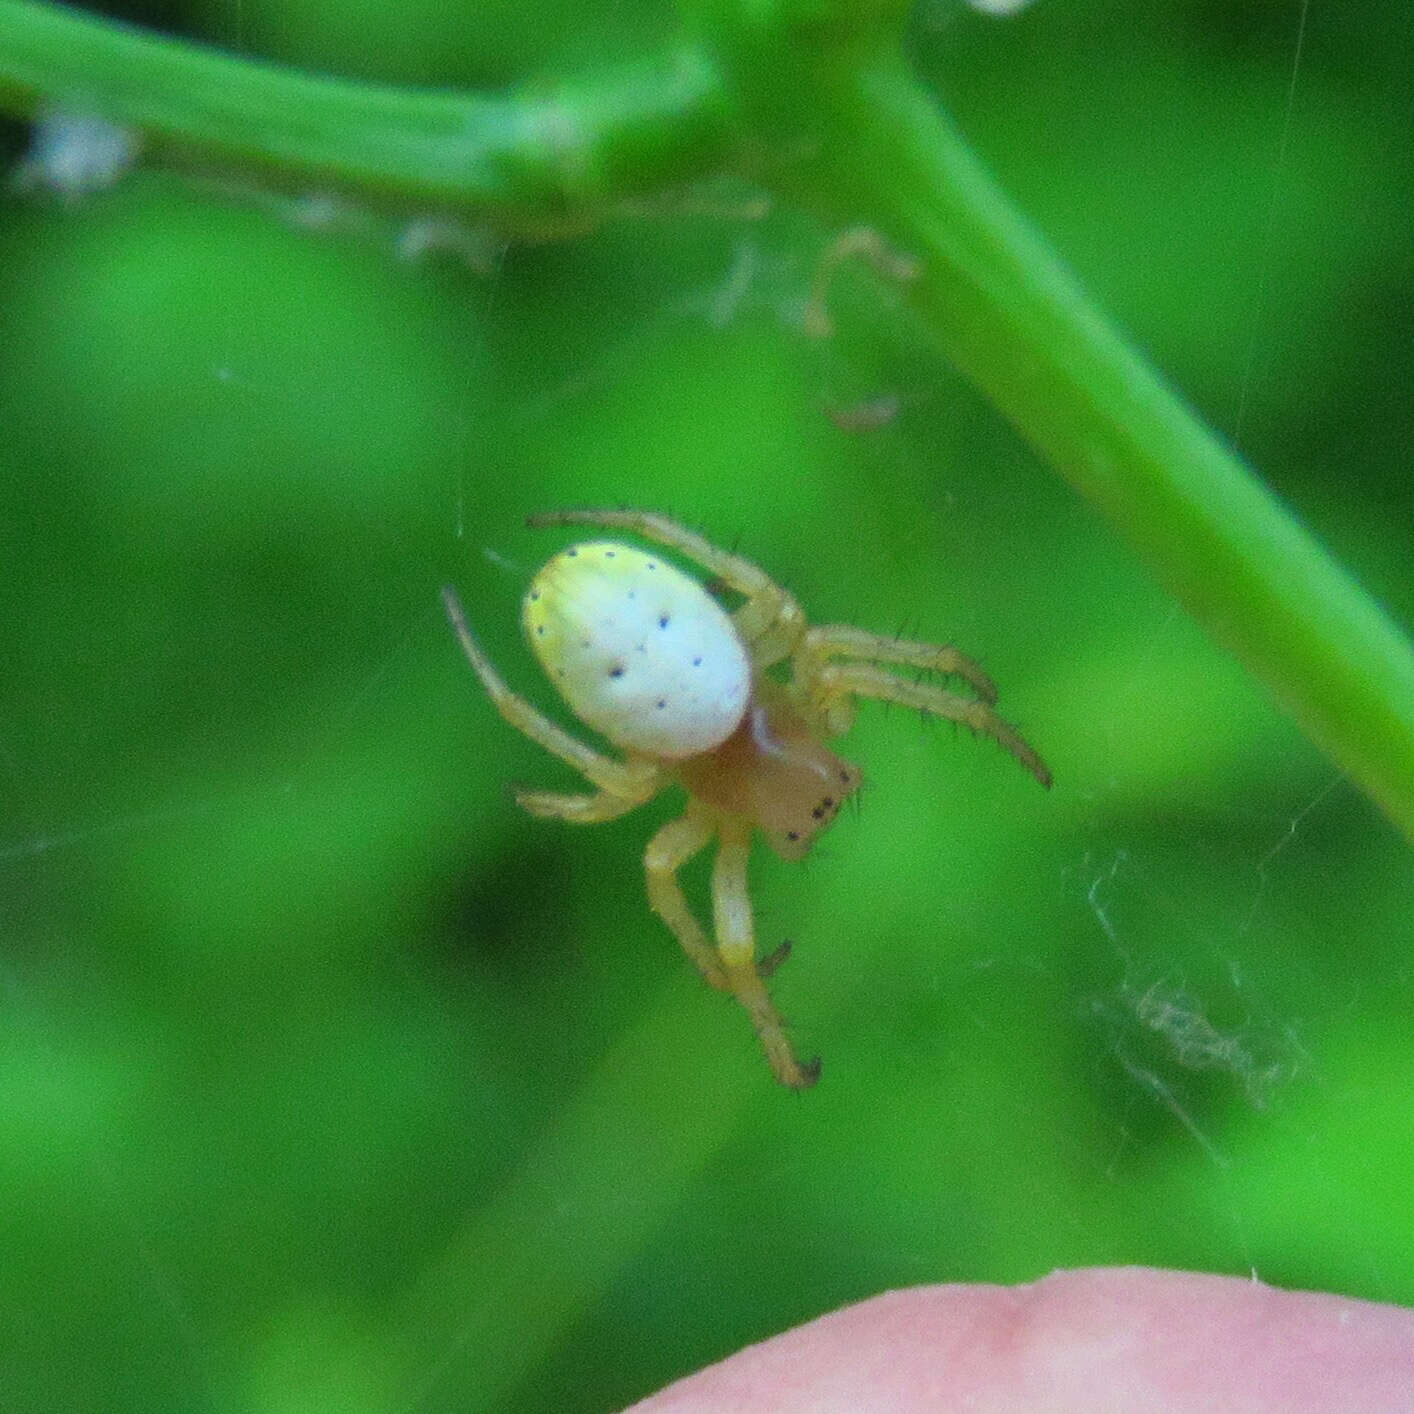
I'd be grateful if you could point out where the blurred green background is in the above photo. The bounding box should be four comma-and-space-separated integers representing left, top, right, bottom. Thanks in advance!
3, 0, 1412, 1409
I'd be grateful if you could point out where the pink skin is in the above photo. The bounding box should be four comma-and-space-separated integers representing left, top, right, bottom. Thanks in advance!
629, 1268, 1414, 1413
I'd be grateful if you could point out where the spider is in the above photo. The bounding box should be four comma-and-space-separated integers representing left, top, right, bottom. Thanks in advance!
442, 510, 1051, 1089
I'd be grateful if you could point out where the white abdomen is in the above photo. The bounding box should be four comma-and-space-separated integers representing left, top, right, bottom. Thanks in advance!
523, 541, 751, 759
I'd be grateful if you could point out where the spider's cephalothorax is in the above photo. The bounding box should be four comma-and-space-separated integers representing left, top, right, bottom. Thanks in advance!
443, 510, 1050, 1089
676, 679, 862, 863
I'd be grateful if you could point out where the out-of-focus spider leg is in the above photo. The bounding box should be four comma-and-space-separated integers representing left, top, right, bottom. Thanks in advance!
712, 819, 821, 1089
515, 788, 654, 823
811, 663, 1053, 788
796, 624, 999, 704
757, 939, 794, 980
528, 509, 806, 668
443, 585, 662, 801
645, 808, 730, 992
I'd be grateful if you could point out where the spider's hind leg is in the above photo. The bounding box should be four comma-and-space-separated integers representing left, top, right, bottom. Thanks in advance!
516, 788, 650, 823
443, 583, 663, 801
757, 938, 793, 980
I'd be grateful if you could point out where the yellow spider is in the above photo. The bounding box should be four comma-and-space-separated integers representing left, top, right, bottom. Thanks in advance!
442, 510, 1050, 1089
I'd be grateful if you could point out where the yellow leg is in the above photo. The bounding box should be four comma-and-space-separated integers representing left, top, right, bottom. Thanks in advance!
442, 584, 662, 800
527, 509, 805, 667
644, 809, 729, 992
796, 623, 999, 704
712, 821, 821, 1089
813, 662, 1052, 788
516, 788, 653, 823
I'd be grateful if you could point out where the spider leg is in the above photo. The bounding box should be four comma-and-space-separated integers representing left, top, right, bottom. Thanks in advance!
796, 623, 999, 704
712, 820, 821, 1089
442, 585, 662, 801
757, 938, 793, 979
516, 788, 653, 823
811, 663, 1052, 788
528, 509, 805, 667
644, 808, 730, 992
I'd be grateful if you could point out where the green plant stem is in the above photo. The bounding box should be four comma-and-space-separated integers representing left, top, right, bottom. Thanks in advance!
0, 0, 733, 229
777, 58, 1414, 838
2, 0, 1411, 835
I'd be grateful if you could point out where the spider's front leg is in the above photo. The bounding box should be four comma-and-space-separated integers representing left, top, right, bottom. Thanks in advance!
645, 808, 730, 992
808, 659, 1052, 788
796, 624, 1000, 708
644, 810, 816, 1086
711, 819, 821, 1090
